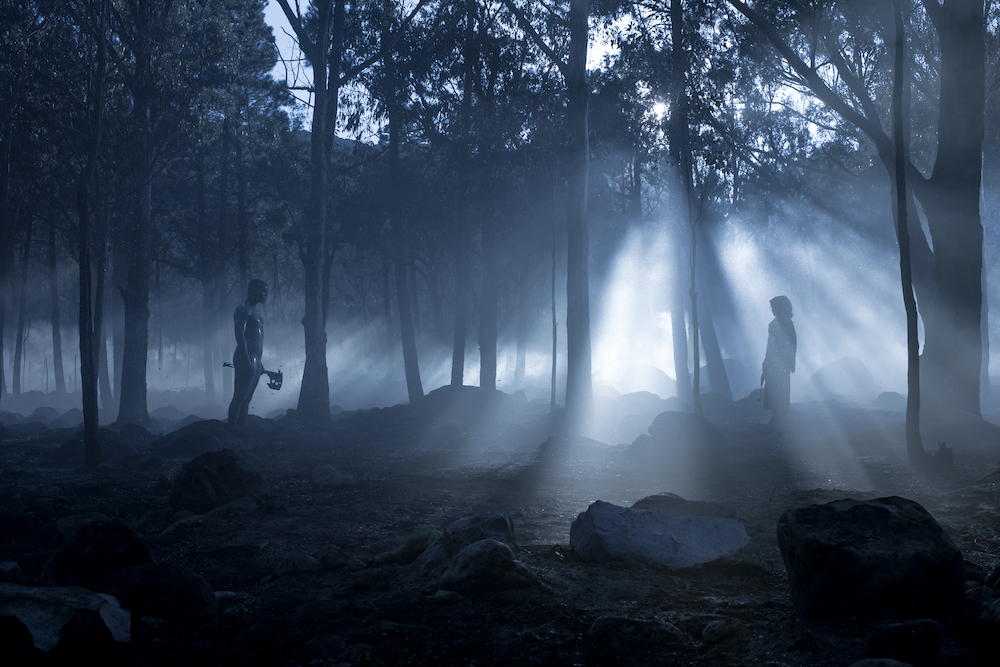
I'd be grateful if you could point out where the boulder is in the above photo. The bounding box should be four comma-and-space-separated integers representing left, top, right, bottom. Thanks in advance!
42, 520, 154, 590
169, 449, 270, 513
977, 597, 1000, 662
0, 561, 20, 582
809, 356, 878, 400
438, 540, 537, 594
569, 500, 754, 570
419, 512, 518, 572
98, 563, 219, 628
629, 411, 725, 466
0, 582, 130, 652
152, 419, 246, 458
776, 496, 965, 620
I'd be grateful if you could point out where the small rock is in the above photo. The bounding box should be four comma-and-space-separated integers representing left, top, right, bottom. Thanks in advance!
317, 546, 366, 571
869, 619, 941, 667
207, 496, 259, 516
701, 617, 744, 644
0, 561, 21, 582
274, 550, 323, 576
303, 634, 346, 663
141, 616, 169, 631
588, 615, 686, 653
55, 512, 109, 544
311, 463, 354, 487
419, 512, 518, 572
373, 530, 439, 566
169, 449, 270, 513
439, 539, 537, 594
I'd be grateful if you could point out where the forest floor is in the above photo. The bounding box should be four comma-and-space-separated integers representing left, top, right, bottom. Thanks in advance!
2, 387, 1000, 666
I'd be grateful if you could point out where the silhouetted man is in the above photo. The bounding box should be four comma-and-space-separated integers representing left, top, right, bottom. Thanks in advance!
228, 279, 267, 426
761, 295, 796, 427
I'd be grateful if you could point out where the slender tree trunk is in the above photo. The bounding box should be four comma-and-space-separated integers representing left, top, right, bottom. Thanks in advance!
480, 202, 498, 391
13, 216, 32, 397
111, 208, 125, 403
551, 182, 558, 412
381, 252, 394, 375
564, 0, 592, 424
196, 147, 215, 402
79, 0, 106, 466
236, 133, 249, 291
384, 1, 423, 404
48, 220, 66, 393
514, 266, 529, 389
698, 295, 731, 400
451, 0, 476, 387
892, 0, 926, 466
671, 248, 690, 402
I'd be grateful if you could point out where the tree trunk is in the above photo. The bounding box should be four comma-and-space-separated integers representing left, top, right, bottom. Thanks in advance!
196, 147, 215, 403
111, 208, 125, 405
12, 216, 32, 397
295, 0, 334, 424
118, 161, 152, 425
384, 1, 423, 405
564, 0, 592, 425
891, 0, 926, 466
698, 296, 731, 400
671, 246, 690, 402
480, 204, 498, 391
78, 0, 106, 466
48, 219, 65, 393
451, 0, 476, 387
916, 0, 985, 417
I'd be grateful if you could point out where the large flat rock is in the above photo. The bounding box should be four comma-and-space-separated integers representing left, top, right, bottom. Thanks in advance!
569, 500, 751, 569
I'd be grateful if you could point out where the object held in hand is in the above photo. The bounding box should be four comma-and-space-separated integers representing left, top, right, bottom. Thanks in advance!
223, 362, 283, 391
263, 369, 283, 391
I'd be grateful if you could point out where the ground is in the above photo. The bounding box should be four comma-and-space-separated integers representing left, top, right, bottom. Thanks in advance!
2, 389, 1000, 666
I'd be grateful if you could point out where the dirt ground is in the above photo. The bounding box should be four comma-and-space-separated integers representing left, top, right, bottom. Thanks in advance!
2, 390, 1000, 666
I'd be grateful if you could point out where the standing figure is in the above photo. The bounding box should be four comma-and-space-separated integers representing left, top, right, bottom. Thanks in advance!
761, 295, 796, 426
228, 279, 267, 426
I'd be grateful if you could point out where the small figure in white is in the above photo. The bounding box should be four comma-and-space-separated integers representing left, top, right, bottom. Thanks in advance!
761, 295, 796, 427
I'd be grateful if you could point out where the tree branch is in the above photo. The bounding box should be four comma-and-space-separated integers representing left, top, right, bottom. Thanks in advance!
500, 0, 569, 80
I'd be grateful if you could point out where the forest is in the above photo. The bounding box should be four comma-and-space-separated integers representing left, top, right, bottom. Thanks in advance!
5, 1, 1000, 665
0, 0, 997, 443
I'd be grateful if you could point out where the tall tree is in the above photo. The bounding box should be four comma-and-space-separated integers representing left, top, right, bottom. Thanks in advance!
726, 0, 987, 416
502, 0, 593, 424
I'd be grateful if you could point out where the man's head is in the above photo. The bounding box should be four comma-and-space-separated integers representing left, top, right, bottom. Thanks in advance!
248, 279, 268, 305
